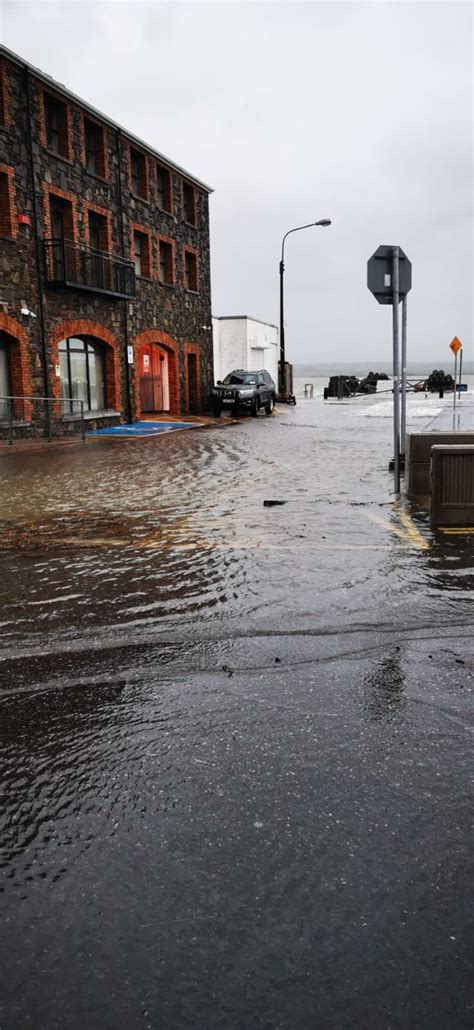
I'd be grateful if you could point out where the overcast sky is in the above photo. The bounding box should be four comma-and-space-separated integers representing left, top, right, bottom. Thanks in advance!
2, 0, 473, 363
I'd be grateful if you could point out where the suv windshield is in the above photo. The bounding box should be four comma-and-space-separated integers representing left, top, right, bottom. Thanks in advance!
223, 372, 257, 385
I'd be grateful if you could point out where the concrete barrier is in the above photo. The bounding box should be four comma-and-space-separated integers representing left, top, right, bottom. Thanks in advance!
430, 445, 474, 527
406, 431, 474, 499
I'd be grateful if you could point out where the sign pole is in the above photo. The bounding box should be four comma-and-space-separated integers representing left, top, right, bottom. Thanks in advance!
392, 246, 400, 492
401, 293, 407, 460
453, 351, 458, 417
279, 256, 285, 396
367, 244, 412, 486
458, 348, 463, 399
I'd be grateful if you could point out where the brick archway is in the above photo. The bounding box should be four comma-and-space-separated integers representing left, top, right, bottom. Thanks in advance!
49, 319, 121, 411
0, 312, 32, 399
133, 329, 179, 417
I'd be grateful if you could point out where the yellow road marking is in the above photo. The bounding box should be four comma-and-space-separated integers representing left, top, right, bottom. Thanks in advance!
393, 502, 431, 550
437, 527, 474, 535
366, 507, 430, 550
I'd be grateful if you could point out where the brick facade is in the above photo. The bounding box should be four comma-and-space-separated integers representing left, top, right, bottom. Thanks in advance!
0, 163, 17, 238
0, 312, 32, 398
0, 46, 214, 422
0, 60, 11, 129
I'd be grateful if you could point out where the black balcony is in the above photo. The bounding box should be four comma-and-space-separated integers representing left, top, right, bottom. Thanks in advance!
44, 238, 136, 299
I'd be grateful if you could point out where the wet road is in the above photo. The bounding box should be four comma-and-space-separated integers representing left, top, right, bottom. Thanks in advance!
0, 395, 472, 1029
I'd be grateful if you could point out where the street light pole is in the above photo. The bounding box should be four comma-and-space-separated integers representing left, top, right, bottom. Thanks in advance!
279, 219, 331, 396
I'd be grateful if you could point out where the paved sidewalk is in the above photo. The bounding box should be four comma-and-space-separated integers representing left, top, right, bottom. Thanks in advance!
424, 392, 474, 432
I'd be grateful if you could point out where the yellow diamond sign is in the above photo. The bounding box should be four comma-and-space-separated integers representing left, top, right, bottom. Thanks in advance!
449, 336, 462, 355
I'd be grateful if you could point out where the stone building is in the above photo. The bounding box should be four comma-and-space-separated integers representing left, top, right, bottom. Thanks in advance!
0, 45, 214, 427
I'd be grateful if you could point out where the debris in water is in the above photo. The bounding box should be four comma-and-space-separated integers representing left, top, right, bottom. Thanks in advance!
263, 500, 287, 507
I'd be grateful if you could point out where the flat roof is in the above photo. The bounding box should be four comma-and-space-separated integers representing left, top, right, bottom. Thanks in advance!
213, 315, 278, 329
0, 44, 213, 194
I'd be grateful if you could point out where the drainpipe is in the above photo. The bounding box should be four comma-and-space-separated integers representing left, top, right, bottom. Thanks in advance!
115, 129, 133, 423
25, 66, 50, 406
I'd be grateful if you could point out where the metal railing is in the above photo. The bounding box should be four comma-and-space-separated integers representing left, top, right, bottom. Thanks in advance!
0, 396, 85, 444
44, 238, 136, 299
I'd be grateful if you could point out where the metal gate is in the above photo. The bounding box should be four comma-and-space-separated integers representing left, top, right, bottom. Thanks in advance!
140, 376, 163, 413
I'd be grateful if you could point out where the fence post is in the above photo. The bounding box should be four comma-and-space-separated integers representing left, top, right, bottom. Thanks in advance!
81, 401, 85, 441
45, 398, 51, 441
8, 398, 13, 445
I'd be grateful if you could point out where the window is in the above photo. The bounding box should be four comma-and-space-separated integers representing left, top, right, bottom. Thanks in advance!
130, 147, 148, 199
59, 337, 105, 413
183, 182, 196, 225
0, 170, 16, 238
133, 230, 151, 278
48, 195, 75, 279
84, 117, 106, 177
184, 248, 198, 291
88, 211, 111, 289
156, 164, 172, 212
223, 372, 257, 386
159, 239, 174, 285
0, 339, 11, 409
88, 211, 108, 252
44, 93, 69, 158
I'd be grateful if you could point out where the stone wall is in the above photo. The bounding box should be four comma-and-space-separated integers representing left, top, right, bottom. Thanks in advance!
0, 51, 214, 418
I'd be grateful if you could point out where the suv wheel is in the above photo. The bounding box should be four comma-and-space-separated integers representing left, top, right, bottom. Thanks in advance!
265, 395, 275, 415
250, 396, 259, 417
212, 404, 221, 417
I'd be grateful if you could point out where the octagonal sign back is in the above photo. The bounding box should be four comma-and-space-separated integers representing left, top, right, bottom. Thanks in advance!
367, 245, 412, 305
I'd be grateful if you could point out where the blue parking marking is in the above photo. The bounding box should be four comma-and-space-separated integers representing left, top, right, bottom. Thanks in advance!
88, 420, 201, 437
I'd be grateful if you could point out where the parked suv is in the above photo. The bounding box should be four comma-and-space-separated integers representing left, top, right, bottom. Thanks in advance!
212, 370, 276, 417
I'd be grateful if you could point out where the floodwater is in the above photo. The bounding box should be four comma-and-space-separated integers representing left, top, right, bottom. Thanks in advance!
0, 393, 472, 1029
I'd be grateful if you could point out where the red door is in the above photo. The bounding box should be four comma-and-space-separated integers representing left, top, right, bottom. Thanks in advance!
140, 345, 163, 412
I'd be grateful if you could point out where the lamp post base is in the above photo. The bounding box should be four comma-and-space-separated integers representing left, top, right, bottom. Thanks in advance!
277, 391, 297, 406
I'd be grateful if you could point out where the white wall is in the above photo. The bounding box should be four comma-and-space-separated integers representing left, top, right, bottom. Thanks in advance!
212, 317, 247, 382
247, 318, 279, 385
212, 317, 278, 385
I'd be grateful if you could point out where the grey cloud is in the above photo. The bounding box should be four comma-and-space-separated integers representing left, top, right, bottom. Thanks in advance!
3, 0, 472, 362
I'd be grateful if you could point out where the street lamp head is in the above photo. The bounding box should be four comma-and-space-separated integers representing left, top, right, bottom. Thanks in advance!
315, 219, 331, 227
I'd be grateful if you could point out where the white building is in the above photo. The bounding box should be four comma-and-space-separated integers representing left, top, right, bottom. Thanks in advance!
212, 316, 279, 386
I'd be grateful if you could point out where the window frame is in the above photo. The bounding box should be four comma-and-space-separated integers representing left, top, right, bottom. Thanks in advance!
129, 146, 148, 201
183, 245, 199, 292
84, 116, 107, 178
58, 336, 106, 413
158, 235, 175, 286
85, 205, 111, 254
132, 226, 152, 279
49, 194, 74, 241
43, 91, 70, 160
0, 338, 12, 398
156, 163, 172, 213
0, 165, 17, 239
182, 181, 197, 226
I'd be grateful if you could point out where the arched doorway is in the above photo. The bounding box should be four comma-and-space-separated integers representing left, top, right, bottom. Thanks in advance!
58, 336, 108, 413
50, 321, 121, 412
0, 334, 12, 396
0, 316, 32, 421
138, 343, 170, 414
0, 333, 13, 421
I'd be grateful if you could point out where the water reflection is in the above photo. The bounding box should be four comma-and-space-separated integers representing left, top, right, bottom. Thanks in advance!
0, 399, 472, 1029
0, 407, 472, 667
1, 680, 128, 884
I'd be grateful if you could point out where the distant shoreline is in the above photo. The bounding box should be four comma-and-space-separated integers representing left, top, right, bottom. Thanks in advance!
294, 361, 473, 377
